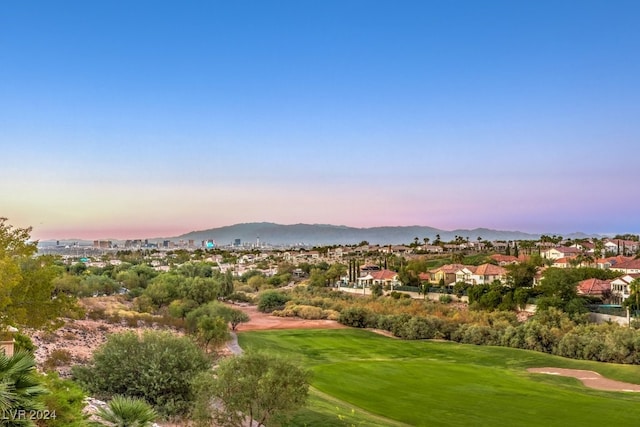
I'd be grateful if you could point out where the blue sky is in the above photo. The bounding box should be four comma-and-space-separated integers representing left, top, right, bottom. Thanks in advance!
1, 1, 639, 239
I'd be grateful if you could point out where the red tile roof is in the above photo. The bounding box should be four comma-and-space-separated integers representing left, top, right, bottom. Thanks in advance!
490, 254, 518, 263
613, 258, 640, 271
473, 263, 506, 276
369, 269, 398, 280
576, 278, 611, 296
431, 264, 467, 274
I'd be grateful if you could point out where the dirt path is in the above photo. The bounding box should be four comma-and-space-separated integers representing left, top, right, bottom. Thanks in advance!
528, 368, 640, 392
231, 304, 347, 331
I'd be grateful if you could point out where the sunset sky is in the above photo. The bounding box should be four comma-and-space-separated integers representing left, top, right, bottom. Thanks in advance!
2, 1, 639, 240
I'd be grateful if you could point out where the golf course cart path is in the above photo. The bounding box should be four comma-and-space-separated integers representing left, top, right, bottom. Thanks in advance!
528, 368, 640, 392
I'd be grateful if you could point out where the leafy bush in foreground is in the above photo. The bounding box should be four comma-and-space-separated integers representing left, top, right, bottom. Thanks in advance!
72, 330, 211, 417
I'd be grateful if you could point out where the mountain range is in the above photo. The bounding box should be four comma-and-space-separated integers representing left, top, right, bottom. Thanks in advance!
175, 222, 591, 246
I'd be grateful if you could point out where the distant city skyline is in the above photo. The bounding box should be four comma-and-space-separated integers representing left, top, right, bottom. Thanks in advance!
2, 1, 639, 240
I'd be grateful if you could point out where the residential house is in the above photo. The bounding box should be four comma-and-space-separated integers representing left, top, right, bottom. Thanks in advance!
454, 264, 507, 286
422, 245, 443, 253
357, 269, 401, 289
490, 254, 520, 266
576, 278, 611, 298
571, 241, 595, 252
390, 245, 412, 255
428, 264, 467, 286
604, 239, 639, 256
491, 241, 509, 252
541, 246, 583, 260
594, 255, 633, 270
610, 274, 640, 303
611, 259, 640, 275
552, 257, 576, 269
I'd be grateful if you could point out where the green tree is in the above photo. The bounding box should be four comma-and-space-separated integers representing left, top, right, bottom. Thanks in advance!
505, 262, 537, 288
325, 263, 347, 286
307, 268, 328, 288
625, 279, 640, 316
207, 352, 310, 427
95, 395, 157, 427
0, 219, 79, 330
179, 277, 220, 305
219, 271, 234, 297
198, 315, 229, 352
116, 264, 158, 292
247, 275, 268, 292
73, 331, 211, 417
220, 306, 250, 331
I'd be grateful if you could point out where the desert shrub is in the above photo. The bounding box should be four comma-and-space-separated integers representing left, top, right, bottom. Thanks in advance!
395, 316, 444, 340
519, 321, 562, 354
439, 294, 453, 304
40, 331, 57, 343
323, 309, 340, 321
500, 325, 526, 348
389, 291, 402, 300
227, 291, 252, 303
257, 291, 290, 313
72, 330, 211, 417
235, 284, 255, 294
105, 313, 121, 324
125, 316, 139, 328
452, 324, 501, 346
388, 314, 412, 336
87, 308, 106, 321
338, 307, 378, 328
295, 305, 324, 319
272, 308, 296, 318
43, 349, 73, 371
370, 283, 383, 298
62, 332, 77, 341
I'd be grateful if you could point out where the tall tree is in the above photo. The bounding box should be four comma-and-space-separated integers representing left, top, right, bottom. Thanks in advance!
206, 352, 310, 427
0, 218, 79, 330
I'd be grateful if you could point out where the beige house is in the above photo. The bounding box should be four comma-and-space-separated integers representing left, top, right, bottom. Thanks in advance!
454, 264, 507, 286
611, 259, 640, 275
428, 264, 467, 286
541, 247, 582, 260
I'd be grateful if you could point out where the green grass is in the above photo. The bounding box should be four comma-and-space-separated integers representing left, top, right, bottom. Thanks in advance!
239, 329, 640, 426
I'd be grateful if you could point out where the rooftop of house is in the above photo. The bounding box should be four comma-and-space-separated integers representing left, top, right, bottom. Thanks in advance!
576, 278, 611, 295
612, 258, 640, 270
430, 264, 468, 274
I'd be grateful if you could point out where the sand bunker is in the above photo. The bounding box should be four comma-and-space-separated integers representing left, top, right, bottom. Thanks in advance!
528, 367, 640, 392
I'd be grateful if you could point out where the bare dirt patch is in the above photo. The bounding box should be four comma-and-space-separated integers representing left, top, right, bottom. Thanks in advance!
231, 304, 347, 331
29, 297, 180, 377
528, 368, 640, 392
